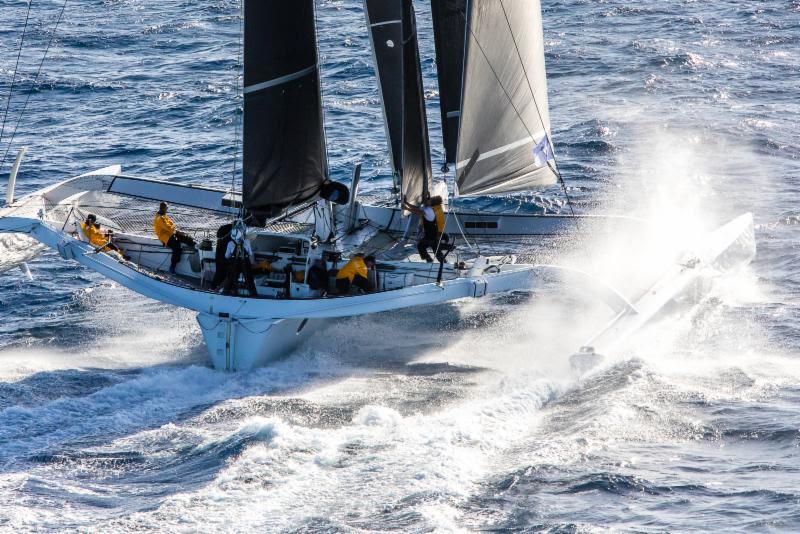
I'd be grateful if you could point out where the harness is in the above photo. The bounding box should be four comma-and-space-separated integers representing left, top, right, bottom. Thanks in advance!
233, 242, 249, 261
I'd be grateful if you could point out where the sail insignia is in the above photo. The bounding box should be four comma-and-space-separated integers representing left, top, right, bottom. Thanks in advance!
243, 64, 318, 95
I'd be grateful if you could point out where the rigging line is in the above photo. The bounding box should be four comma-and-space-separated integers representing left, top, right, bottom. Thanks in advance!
0, 0, 34, 149
312, 0, 330, 179
450, 211, 475, 251
0, 0, 68, 174
433, 207, 454, 254
548, 159, 576, 219
497, 0, 578, 224
232, 0, 243, 220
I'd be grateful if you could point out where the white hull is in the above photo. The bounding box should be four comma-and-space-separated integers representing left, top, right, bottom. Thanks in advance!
197, 314, 319, 371
1, 167, 756, 371
580, 211, 757, 357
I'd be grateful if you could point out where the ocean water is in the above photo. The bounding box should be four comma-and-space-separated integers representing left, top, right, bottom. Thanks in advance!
0, 0, 799, 531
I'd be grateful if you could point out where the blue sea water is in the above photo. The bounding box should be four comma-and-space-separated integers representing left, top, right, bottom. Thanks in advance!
0, 0, 799, 531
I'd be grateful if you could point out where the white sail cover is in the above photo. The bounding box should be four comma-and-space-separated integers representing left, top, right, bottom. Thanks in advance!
455, 0, 557, 196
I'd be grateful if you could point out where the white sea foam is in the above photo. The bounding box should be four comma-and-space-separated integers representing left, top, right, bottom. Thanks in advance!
0, 234, 45, 274
47, 300, 583, 531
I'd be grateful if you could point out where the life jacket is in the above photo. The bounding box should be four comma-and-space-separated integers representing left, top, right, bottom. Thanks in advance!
336, 256, 367, 282
433, 204, 446, 234
153, 213, 176, 245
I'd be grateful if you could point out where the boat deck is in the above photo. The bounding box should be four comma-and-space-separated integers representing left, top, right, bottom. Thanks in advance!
5, 176, 556, 301
46, 195, 315, 241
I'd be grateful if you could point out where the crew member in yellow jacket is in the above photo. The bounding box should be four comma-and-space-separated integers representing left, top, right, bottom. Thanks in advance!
80, 214, 123, 259
402, 195, 449, 263
335, 254, 376, 294
153, 201, 196, 274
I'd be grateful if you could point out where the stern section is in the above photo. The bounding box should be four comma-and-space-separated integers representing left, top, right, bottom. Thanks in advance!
197, 313, 317, 371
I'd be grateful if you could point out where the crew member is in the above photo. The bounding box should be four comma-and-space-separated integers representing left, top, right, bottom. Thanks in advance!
211, 223, 232, 290
335, 254, 375, 294
153, 201, 195, 274
81, 214, 123, 258
223, 221, 258, 296
402, 196, 447, 263
305, 260, 328, 291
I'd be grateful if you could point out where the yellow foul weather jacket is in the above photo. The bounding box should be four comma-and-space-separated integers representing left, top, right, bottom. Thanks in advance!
153, 213, 176, 245
81, 222, 110, 249
336, 256, 367, 283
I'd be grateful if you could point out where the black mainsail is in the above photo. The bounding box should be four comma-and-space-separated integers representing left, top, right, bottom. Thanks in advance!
431, 0, 466, 166
454, 0, 557, 196
243, 1, 328, 220
364, 0, 431, 205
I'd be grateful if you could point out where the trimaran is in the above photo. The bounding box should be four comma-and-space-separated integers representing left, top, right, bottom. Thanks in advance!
0, 1, 755, 370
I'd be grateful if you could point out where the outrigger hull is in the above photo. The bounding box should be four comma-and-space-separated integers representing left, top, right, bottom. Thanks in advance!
575, 211, 757, 365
